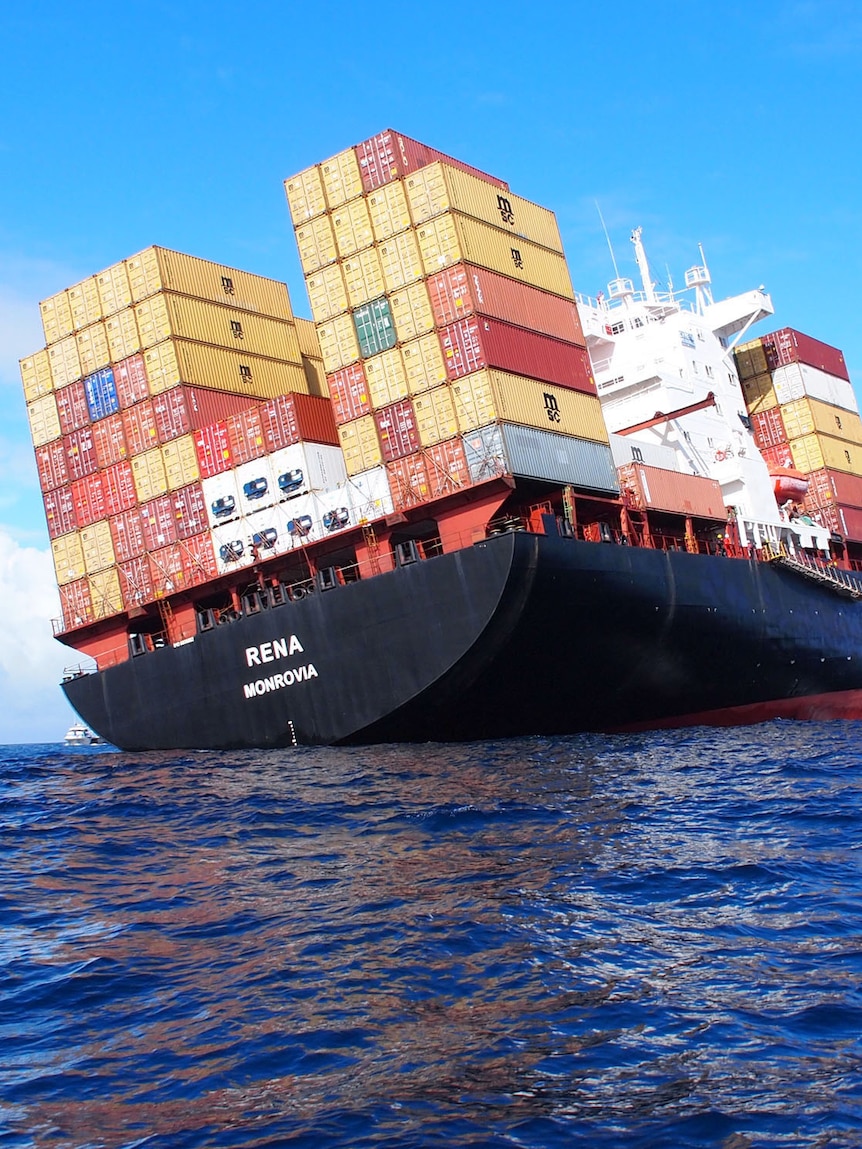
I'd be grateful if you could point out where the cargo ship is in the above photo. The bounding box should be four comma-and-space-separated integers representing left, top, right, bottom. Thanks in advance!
20, 129, 862, 749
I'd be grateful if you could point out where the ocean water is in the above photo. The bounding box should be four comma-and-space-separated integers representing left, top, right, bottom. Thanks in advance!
2, 724, 861, 1149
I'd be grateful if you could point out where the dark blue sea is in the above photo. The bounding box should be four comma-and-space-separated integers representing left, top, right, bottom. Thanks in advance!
2, 723, 861, 1149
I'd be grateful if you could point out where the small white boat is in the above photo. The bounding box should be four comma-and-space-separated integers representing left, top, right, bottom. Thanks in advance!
64, 722, 104, 746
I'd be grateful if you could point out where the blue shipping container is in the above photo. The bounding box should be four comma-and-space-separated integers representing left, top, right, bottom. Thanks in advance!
84, 367, 120, 422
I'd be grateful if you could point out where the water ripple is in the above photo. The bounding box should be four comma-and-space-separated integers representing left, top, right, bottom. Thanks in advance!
1, 722, 861, 1147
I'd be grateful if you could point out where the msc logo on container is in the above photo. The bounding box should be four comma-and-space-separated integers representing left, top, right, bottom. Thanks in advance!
497, 195, 515, 226
543, 393, 561, 423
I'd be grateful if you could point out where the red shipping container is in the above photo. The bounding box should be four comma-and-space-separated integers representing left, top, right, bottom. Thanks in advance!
122, 400, 159, 456
93, 413, 128, 469
114, 353, 149, 408
805, 501, 862, 541
260, 392, 340, 450
761, 443, 795, 471
839, 505, 862, 541
102, 460, 138, 517
618, 463, 725, 519
227, 406, 265, 465
118, 555, 154, 611
60, 579, 93, 631
804, 467, 862, 511
35, 439, 69, 492
152, 384, 261, 444
172, 483, 208, 540
110, 509, 146, 563
326, 365, 371, 425
194, 422, 233, 478
148, 543, 185, 597
44, 486, 76, 539
71, 472, 105, 528
354, 129, 507, 193
762, 328, 849, 383
424, 439, 472, 498
438, 316, 595, 393
375, 400, 418, 462
751, 408, 787, 451
181, 533, 218, 586
387, 452, 430, 510
427, 264, 585, 346
64, 426, 98, 481
56, 379, 90, 435
140, 495, 178, 552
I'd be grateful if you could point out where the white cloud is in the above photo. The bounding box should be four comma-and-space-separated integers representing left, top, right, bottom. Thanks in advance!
0, 528, 84, 744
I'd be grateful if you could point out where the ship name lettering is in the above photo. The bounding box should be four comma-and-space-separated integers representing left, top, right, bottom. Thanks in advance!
243, 663, 319, 698
245, 635, 304, 667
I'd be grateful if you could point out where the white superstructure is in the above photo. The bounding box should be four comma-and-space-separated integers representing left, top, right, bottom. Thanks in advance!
577, 227, 830, 553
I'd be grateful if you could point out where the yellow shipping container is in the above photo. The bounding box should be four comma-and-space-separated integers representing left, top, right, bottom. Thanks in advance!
414, 385, 459, 447
76, 322, 110, 376
364, 347, 408, 407
316, 313, 360, 373
125, 247, 293, 318
67, 277, 103, 330
735, 340, 769, 381
52, 533, 86, 586
302, 354, 326, 399
367, 179, 412, 242
95, 261, 133, 317
89, 568, 123, 620
740, 372, 778, 416
377, 230, 424, 293
143, 339, 308, 399
452, 370, 609, 442
295, 317, 322, 359
295, 215, 338, 276
284, 165, 327, 226
105, 308, 141, 362
81, 520, 115, 575
306, 263, 349, 323
134, 293, 302, 362
132, 447, 169, 502
20, 350, 53, 403
406, 162, 564, 255
388, 280, 434, 343
342, 247, 385, 308
48, 335, 82, 389
416, 213, 574, 300
40, 291, 74, 345
332, 197, 374, 259
162, 435, 200, 490
402, 331, 448, 395
338, 415, 383, 476
319, 147, 363, 211
791, 433, 862, 476
781, 396, 862, 446
27, 393, 61, 447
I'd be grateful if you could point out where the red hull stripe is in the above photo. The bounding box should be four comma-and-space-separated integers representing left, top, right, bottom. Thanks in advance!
612, 688, 862, 733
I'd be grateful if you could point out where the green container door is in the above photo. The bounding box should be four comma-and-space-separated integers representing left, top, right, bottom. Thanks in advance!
354, 297, 397, 358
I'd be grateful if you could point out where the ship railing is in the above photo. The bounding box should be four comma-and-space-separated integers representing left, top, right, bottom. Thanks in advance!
62, 663, 96, 681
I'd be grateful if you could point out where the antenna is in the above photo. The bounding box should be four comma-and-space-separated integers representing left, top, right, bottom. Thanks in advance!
595, 201, 620, 279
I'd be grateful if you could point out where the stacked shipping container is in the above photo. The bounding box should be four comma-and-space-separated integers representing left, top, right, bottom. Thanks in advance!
284, 128, 618, 515
734, 328, 862, 540
22, 248, 339, 631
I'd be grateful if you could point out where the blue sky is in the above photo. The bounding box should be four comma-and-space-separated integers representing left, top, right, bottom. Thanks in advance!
1, 0, 860, 741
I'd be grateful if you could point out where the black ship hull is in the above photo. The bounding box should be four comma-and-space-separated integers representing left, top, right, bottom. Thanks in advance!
63, 532, 862, 750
